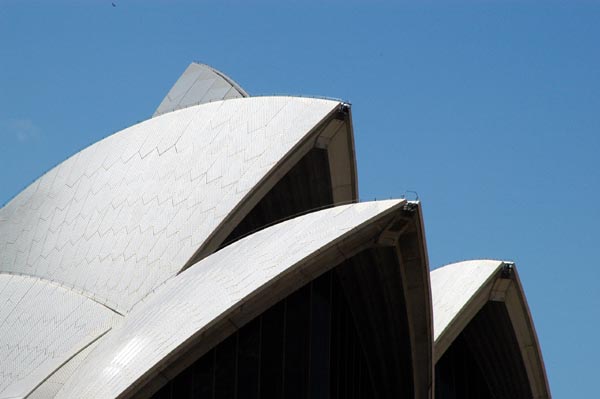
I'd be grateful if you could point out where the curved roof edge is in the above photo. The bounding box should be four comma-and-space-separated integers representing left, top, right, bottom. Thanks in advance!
0, 95, 344, 314
182, 100, 358, 266
203, 62, 249, 97
55, 200, 432, 399
153, 62, 249, 117
391, 200, 433, 399
431, 259, 551, 399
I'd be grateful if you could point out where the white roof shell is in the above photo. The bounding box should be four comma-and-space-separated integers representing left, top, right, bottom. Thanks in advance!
55, 200, 407, 399
0, 96, 342, 313
0, 274, 120, 399
431, 259, 500, 343
154, 63, 248, 117
28, 337, 104, 399
430, 260, 551, 399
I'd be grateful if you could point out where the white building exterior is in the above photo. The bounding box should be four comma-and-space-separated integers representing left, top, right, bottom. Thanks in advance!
0, 63, 550, 399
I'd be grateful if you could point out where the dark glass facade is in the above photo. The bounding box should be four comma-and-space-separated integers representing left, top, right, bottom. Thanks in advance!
152, 270, 375, 399
220, 148, 334, 248
435, 302, 532, 399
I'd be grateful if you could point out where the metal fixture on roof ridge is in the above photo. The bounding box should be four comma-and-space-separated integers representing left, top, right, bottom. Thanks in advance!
501, 261, 515, 279
402, 201, 419, 213
402, 190, 420, 201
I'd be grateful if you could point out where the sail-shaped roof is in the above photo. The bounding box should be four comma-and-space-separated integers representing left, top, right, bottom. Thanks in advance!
0, 96, 352, 313
431, 260, 550, 399
0, 61, 550, 399
154, 63, 248, 117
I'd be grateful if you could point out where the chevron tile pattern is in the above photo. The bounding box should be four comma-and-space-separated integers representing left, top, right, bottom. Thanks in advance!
0, 274, 120, 399
0, 96, 340, 313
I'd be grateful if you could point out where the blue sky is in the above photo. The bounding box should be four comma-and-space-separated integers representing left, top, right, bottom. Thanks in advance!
1, 1, 598, 396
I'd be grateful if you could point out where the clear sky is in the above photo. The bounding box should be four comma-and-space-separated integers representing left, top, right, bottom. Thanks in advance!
1, 1, 598, 397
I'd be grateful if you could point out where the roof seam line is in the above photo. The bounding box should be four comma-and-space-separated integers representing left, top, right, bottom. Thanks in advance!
0, 271, 124, 316
24, 328, 113, 398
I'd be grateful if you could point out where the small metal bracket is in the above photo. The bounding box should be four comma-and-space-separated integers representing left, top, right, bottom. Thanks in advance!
335, 103, 351, 120
401, 190, 420, 201
500, 262, 515, 279
401, 201, 418, 213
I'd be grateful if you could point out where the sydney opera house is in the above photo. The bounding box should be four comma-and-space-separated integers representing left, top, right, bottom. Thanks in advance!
0, 63, 550, 398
